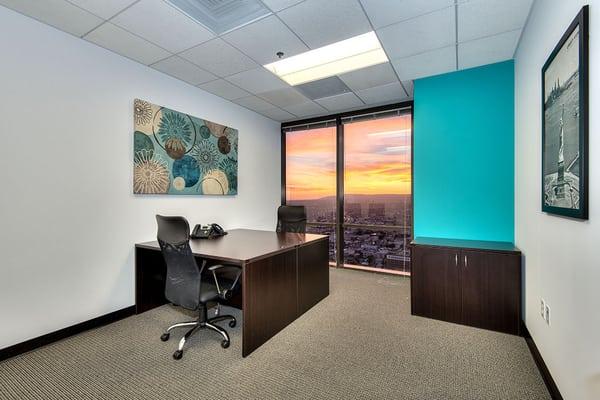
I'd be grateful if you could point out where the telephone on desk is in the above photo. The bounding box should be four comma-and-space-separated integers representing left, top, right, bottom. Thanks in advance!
191, 223, 227, 239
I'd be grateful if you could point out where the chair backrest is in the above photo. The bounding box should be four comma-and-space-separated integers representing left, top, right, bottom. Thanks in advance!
156, 215, 202, 310
276, 205, 307, 233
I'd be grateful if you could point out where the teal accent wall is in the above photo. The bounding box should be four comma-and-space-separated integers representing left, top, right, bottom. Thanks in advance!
413, 60, 515, 242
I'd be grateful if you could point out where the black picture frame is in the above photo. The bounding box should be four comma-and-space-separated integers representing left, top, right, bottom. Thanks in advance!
541, 5, 589, 219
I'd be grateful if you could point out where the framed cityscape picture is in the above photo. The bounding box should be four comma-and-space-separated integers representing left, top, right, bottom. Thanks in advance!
542, 6, 588, 219
133, 99, 238, 195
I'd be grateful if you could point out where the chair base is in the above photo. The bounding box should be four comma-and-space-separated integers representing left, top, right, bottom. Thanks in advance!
161, 312, 236, 360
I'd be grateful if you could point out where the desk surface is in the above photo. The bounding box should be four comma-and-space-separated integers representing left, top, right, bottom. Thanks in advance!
136, 229, 328, 264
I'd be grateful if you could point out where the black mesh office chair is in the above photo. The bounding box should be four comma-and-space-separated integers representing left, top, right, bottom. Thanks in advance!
276, 205, 307, 233
156, 215, 241, 360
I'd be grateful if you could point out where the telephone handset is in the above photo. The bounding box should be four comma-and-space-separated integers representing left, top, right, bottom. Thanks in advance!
191, 223, 227, 239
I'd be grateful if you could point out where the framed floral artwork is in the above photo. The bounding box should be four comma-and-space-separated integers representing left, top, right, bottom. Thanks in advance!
133, 99, 238, 195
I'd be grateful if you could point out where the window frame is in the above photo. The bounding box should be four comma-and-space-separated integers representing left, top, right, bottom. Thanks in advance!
281, 101, 414, 274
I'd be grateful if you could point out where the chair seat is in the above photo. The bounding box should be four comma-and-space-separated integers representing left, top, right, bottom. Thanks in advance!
199, 281, 219, 303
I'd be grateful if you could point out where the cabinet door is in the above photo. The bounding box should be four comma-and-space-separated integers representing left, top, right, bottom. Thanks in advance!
411, 246, 461, 324
460, 250, 521, 334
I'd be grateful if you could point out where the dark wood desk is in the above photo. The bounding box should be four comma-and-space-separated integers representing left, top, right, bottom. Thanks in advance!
135, 229, 329, 356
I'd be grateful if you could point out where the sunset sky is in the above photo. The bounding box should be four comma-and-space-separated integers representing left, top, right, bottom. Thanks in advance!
286, 115, 412, 200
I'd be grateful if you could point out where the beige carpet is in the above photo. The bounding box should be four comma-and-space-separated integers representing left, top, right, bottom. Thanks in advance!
0, 268, 550, 400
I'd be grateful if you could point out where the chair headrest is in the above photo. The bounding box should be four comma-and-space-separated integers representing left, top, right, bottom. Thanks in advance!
277, 205, 307, 222
156, 215, 190, 244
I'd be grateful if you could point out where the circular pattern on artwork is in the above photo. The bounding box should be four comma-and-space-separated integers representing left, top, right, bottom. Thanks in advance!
199, 125, 211, 140
172, 155, 200, 188
191, 141, 218, 174
133, 149, 169, 194
134, 99, 153, 126
217, 136, 231, 154
204, 120, 227, 137
172, 176, 186, 191
165, 137, 186, 160
201, 170, 229, 195
224, 127, 237, 138
152, 108, 196, 158
134, 131, 154, 159
219, 157, 237, 191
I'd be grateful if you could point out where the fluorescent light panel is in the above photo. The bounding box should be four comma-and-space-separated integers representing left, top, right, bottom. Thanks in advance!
264, 32, 388, 86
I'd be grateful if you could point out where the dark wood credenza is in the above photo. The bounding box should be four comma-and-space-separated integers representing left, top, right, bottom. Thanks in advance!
410, 237, 521, 336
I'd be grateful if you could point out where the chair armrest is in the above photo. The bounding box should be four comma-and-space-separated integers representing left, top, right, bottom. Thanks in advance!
208, 264, 239, 272
209, 265, 242, 300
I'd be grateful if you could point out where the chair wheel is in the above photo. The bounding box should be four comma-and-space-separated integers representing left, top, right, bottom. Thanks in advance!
173, 350, 183, 360
160, 333, 170, 342
221, 340, 230, 349
229, 320, 236, 328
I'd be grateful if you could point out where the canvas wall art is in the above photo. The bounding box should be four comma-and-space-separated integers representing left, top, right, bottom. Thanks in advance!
542, 6, 588, 219
133, 99, 238, 195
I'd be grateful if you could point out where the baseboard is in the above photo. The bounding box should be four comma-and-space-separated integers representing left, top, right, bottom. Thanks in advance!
521, 322, 564, 400
0, 305, 136, 362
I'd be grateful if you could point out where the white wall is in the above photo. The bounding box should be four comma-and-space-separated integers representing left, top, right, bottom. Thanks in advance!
515, 1, 600, 399
0, 7, 281, 349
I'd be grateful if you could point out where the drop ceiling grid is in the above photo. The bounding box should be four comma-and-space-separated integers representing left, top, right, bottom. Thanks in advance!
0, 0, 535, 121
356, 0, 410, 99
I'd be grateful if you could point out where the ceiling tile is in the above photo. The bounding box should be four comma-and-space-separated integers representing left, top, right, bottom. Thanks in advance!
222, 15, 308, 64
458, 0, 533, 42
111, 0, 214, 53
84, 22, 170, 65
261, 0, 304, 12
198, 79, 250, 100
278, 0, 371, 49
282, 101, 327, 118
260, 107, 296, 121
0, 0, 103, 37
355, 81, 408, 104
402, 80, 414, 97
179, 38, 258, 77
225, 67, 289, 94
67, 0, 136, 19
377, 6, 455, 59
458, 29, 520, 70
233, 96, 276, 112
391, 45, 456, 81
360, 0, 454, 29
315, 92, 364, 111
152, 56, 216, 85
258, 87, 309, 108
338, 62, 398, 92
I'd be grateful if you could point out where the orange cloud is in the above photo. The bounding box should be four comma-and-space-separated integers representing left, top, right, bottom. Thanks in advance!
286, 115, 411, 200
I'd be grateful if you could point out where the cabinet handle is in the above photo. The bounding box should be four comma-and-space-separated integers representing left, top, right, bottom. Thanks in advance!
455, 253, 458, 266
464, 255, 468, 268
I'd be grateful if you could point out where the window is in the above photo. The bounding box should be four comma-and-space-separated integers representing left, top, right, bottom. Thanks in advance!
342, 114, 412, 273
283, 104, 412, 275
285, 122, 337, 262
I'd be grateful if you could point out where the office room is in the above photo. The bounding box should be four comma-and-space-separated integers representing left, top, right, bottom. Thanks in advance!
0, 0, 598, 399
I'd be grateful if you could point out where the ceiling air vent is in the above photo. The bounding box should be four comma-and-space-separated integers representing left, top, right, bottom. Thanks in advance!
295, 76, 353, 100
166, 0, 272, 35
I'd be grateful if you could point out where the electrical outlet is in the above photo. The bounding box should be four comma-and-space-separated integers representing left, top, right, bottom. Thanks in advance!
544, 303, 551, 325
540, 299, 545, 318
